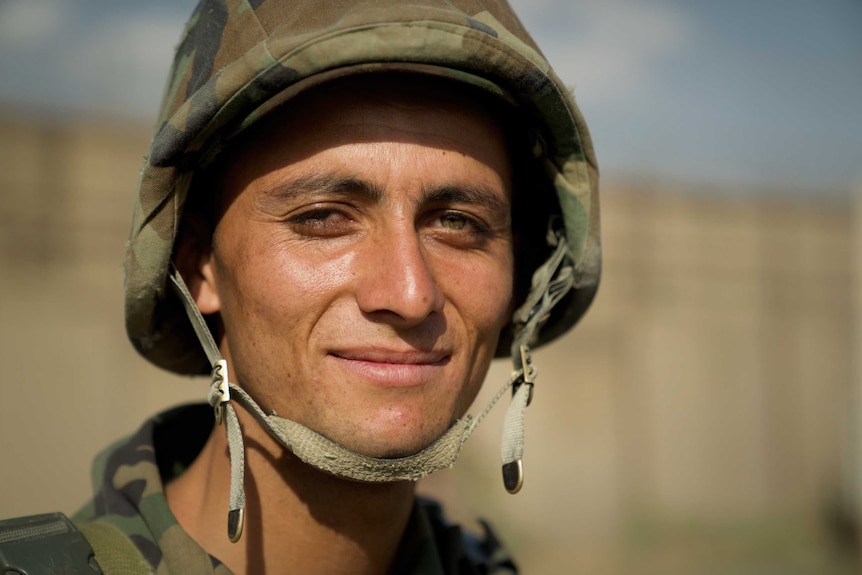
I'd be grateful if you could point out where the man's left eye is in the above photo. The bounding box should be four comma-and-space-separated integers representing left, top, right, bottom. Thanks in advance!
440, 213, 468, 230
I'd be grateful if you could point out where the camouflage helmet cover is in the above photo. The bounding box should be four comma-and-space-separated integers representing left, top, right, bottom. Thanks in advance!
125, 0, 601, 375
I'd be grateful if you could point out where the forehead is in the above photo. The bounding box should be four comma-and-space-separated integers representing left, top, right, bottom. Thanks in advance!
215, 73, 514, 194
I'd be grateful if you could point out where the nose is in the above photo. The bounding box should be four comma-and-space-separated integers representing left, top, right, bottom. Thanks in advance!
355, 228, 445, 325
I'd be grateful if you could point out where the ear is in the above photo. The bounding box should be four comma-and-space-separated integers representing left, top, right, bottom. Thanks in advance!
174, 216, 222, 315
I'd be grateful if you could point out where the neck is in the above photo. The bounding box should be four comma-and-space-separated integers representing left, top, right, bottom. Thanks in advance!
165, 404, 416, 575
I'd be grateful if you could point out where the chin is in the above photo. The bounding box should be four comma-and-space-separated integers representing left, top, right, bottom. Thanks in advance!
309, 397, 461, 459
339, 421, 452, 459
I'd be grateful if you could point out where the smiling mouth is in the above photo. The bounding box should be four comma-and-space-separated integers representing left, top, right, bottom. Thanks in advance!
329, 349, 450, 386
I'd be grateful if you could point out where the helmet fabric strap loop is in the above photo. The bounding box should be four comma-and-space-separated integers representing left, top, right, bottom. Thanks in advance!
501, 365, 533, 494
168, 266, 249, 541
167, 265, 222, 365
511, 226, 574, 353
223, 401, 246, 543
502, 227, 575, 493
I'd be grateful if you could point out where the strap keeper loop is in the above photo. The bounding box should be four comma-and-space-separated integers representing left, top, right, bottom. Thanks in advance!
517, 345, 535, 406
211, 359, 231, 425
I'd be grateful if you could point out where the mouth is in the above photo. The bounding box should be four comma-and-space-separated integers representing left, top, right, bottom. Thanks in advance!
328, 348, 450, 387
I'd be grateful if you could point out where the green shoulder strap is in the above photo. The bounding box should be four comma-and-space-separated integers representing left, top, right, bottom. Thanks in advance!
77, 521, 152, 575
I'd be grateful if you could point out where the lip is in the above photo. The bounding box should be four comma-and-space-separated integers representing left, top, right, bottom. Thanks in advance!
329, 348, 450, 387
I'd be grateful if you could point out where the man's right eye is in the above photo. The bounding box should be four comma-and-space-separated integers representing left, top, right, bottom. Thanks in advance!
288, 208, 355, 236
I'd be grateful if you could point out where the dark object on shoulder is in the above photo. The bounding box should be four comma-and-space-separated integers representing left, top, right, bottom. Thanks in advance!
0, 512, 102, 575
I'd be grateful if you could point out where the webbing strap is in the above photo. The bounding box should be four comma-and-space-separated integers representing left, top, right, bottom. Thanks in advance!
500, 346, 535, 494
229, 370, 520, 482
511, 228, 574, 357
500, 227, 574, 493
169, 269, 247, 541
223, 401, 246, 542
168, 268, 221, 365
77, 521, 152, 575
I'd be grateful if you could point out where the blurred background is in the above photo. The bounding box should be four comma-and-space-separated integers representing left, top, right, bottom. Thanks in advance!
1, 0, 860, 573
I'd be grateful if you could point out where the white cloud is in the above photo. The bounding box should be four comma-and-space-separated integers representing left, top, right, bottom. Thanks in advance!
63, 13, 185, 118
0, 0, 691, 120
0, 0, 68, 48
511, 0, 692, 105
0, 2, 192, 119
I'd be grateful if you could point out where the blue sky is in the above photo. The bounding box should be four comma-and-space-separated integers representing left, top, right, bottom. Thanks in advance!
0, 0, 859, 198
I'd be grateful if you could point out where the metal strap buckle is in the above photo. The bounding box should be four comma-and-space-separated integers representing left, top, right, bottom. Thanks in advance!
518, 345, 534, 406
211, 359, 231, 425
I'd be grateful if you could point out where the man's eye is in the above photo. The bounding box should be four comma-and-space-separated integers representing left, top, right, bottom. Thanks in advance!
440, 213, 468, 230
433, 211, 488, 234
428, 211, 493, 244
293, 209, 340, 224
288, 208, 354, 236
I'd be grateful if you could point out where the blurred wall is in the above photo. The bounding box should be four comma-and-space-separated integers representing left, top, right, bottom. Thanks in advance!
0, 111, 856, 574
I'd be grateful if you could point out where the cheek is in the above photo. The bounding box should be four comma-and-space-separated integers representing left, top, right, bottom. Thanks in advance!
459, 253, 515, 333
452, 257, 512, 415
218, 238, 359, 334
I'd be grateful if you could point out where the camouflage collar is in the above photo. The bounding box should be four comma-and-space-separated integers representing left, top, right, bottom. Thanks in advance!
72, 405, 517, 574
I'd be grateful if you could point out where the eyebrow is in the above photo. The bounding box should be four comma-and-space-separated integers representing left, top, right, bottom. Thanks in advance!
265, 174, 385, 201
419, 183, 510, 215
255, 173, 384, 211
257, 172, 508, 215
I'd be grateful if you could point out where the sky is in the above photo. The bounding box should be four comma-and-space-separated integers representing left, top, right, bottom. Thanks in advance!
0, 0, 860, 199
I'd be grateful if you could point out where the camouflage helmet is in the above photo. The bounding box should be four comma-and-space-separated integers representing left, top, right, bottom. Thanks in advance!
125, 0, 600, 376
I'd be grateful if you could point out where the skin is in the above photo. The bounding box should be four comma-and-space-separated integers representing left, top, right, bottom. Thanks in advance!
168, 76, 515, 574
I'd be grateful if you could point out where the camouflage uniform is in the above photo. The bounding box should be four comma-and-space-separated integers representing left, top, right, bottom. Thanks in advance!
73, 405, 518, 574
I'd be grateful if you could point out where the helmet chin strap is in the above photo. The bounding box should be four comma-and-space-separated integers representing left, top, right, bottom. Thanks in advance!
166, 227, 571, 542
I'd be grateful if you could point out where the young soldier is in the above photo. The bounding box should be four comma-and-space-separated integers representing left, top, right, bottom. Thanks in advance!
0, 1, 599, 573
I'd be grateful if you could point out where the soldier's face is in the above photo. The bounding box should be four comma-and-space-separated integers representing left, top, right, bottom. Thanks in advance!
190, 78, 514, 458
